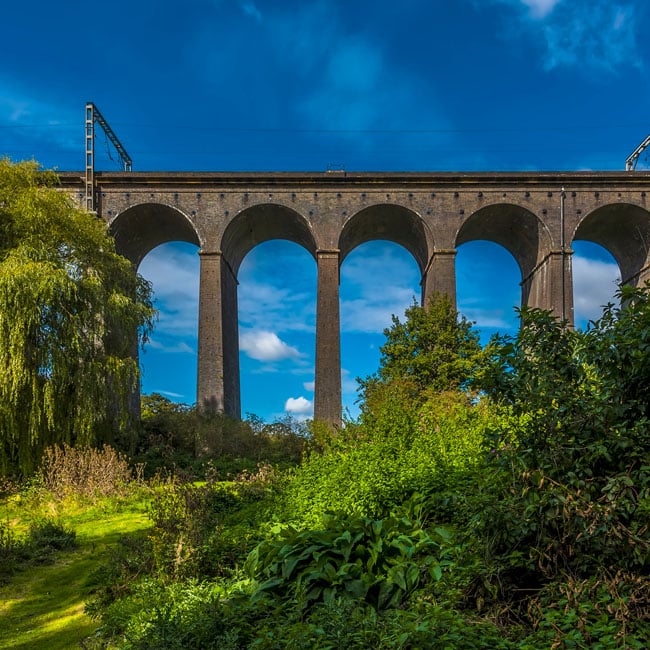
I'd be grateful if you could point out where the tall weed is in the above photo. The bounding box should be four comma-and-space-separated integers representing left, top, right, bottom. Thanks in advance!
40, 443, 133, 499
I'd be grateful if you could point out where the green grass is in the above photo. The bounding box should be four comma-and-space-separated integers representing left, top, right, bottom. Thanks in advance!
0, 490, 151, 650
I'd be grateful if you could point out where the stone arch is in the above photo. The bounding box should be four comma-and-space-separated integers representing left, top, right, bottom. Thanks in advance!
338, 204, 432, 274
109, 203, 200, 268
573, 203, 650, 285
456, 203, 551, 278
456, 203, 557, 312
220, 203, 317, 274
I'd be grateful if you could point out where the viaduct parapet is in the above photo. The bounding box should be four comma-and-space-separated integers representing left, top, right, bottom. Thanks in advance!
59, 170, 650, 425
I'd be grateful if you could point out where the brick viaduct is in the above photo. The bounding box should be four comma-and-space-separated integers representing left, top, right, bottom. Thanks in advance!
59, 170, 650, 425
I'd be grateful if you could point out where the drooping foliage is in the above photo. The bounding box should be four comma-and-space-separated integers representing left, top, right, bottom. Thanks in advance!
0, 158, 154, 476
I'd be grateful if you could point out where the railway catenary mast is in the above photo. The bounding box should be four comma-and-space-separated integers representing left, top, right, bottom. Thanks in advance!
85, 102, 132, 211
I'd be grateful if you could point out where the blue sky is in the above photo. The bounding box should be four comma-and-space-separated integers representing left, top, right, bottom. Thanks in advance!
1, 0, 646, 420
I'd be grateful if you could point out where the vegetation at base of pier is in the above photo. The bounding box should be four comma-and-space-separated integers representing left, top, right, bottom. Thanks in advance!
2, 290, 647, 649
0, 159, 648, 647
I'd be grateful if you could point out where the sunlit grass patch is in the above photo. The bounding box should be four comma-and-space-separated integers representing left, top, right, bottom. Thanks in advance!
0, 490, 152, 650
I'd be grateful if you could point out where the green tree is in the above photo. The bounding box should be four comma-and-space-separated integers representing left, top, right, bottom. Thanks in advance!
0, 158, 154, 476
359, 293, 484, 404
356, 293, 486, 442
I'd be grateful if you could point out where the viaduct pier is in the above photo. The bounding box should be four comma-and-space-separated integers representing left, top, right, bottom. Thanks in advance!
59, 170, 650, 425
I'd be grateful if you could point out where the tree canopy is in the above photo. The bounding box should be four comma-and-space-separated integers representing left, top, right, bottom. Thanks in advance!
0, 158, 154, 475
358, 292, 485, 409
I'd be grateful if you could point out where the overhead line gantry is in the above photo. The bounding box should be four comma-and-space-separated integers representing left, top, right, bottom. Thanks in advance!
85, 102, 132, 211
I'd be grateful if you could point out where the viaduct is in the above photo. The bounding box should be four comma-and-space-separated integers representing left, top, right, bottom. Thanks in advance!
59, 170, 650, 425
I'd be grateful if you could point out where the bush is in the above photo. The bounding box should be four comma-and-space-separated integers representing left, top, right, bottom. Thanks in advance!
0, 518, 77, 583
40, 443, 133, 499
282, 392, 505, 527
137, 394, 307, 480
246, 510, 452, 612
147, 468, 280, 580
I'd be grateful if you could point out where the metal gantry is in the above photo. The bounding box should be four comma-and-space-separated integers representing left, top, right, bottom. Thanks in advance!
85, 102, 132, 211
625, 133, 650, 171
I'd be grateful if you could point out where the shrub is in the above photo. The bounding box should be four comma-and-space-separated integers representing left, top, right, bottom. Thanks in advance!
0, 518, 77, 583
147, 470, 279, 580
246, 510, 453, 612
282, 392, 506, 527
40, 443, 133, 499
137, 395, 306, 480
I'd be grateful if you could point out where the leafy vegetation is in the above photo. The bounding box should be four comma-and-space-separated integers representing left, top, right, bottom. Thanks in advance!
1, 168, 649, 648
0, 158, 154, 476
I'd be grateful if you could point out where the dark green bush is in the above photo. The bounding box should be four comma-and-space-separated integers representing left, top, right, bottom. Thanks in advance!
0, 518, 77, 583
137, 395, 306, 480
246, 510, 453, 612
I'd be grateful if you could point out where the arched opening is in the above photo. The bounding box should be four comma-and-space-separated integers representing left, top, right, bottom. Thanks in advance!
109, 204, 202, 409
339, 241, 421, 417
571, 241, 620, 329
573, 203, 650, 287
219, 204, 318, 421
109, 203, 200, 266
456, 203, 553, 315
137, 241, 200, 403
237, 240, 317, 421
337, 206, 431, 417
456, 241, 520, 342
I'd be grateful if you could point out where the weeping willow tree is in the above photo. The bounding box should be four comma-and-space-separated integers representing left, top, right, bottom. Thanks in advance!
0, 158, 155, 476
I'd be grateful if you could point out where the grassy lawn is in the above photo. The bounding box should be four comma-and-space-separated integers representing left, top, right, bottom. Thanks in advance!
0, 491, 151, 650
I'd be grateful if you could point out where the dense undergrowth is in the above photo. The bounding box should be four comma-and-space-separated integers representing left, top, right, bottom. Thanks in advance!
2, 291, 650, 648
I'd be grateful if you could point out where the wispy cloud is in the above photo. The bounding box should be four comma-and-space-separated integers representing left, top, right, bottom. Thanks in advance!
0, 81, 80, 166
238, 243, 316, 334
341, 368, 360, 395
542, 3, 639, 71
457, 303, 513, 331
267, 1, 447, 140
147, 339, 195, 354
138, 243, 200, 337
489, 0, 640, 72
572, 255, 620, 326
240, 1, 262, 22
519, 0, 561, 19
341, 244, 420, 333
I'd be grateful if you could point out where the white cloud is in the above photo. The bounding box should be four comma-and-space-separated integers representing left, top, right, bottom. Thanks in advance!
303, 381, 315, 392
520, 0, 561, 19
572, 255, 620, 326
240, 330, 303, 362
284, 396, 313, 416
